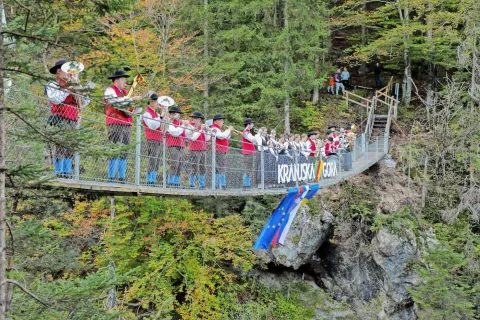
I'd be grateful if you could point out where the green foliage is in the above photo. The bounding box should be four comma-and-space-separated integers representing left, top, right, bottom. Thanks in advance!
408, 215, 479, 319
371, 207, 421, 239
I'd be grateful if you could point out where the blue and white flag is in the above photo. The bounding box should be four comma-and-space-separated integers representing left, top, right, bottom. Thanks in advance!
253, 184, 320, 250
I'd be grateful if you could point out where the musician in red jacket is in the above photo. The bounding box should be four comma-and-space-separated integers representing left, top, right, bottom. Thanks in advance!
242, 118, 257, 188
46, 59, 91, 178
142, 93, 169, 184
210, 114, 232, 189
305, 130, 318, 157
166, 106, 188, 186
104, 69, 143, 182
186, 111, 209, 188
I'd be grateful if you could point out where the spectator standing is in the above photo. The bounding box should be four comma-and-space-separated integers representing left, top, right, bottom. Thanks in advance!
327, 76, 335, 95
341, 67, 350, 90
334, 69, 345, 96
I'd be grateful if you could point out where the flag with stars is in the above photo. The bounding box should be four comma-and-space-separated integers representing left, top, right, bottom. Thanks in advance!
253, 184, 320, 250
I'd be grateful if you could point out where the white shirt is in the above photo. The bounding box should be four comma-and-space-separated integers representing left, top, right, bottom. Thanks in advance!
104, 86, 132, 108
211, 127, 231, 140
167, 120, 184, 137
142, 109, 162, 131
46, 81, 91, 108
243, 130, 256, 143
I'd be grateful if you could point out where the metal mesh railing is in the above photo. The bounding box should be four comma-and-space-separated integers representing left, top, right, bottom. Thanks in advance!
5, 79, 389, 193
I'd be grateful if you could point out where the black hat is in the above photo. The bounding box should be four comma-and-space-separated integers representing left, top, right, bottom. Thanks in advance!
108, 69, 131, 80
326, 129, 333, 135
327, 136, 334, 142
49, 59, 67, 74
150, 93, 158, 101
327, 125, 336, 130
345, 125, 352, 130
244, 118, 254, 125
213, 114, 226, 120
308, 130, 318, 137
190, 111, 204, 119
168, 106, 183, 114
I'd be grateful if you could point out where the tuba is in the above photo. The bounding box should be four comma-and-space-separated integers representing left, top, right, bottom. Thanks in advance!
61, 61, 84, 84
127, 73, 145, 98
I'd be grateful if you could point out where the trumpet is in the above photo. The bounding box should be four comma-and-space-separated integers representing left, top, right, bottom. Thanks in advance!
127, 73, 145, 98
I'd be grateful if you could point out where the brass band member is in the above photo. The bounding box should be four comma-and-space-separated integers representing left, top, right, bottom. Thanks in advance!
186, 111, 209, 189
242, 118, 256, 188
104, 69, 143, 182
142, 93, 168, 184
306, 131, 318, 157
210, 114, 232, 189
46, 59, 91, 178
165, 106, 187, 186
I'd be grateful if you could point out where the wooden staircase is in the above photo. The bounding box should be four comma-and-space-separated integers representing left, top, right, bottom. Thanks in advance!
342, 76, 399, 144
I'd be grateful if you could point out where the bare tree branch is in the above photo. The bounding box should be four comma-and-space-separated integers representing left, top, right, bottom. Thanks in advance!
6, 279, 50, 307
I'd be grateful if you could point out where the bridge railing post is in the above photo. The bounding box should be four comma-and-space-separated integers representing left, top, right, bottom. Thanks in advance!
338, 149, 342, 179
74, 116, 82, 180
376, 136, 379, 158
162, 134, 167, 188
361, 133, 365, 154
135, 116, 141, 186
384, 132, 389, 154
211, 137, 216, 191
261, 148, 265, 190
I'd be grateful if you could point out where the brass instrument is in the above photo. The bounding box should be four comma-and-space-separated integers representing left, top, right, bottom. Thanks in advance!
127, 73, 145, 98
61, 61, 84, 83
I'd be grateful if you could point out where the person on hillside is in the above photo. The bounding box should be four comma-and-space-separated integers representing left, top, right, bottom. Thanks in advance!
374, 62, 383, 89
210, 114, 232, 189
142, 93, 170, 185
341, 67, 351, 90
242, 118, 257, 188
186, 111, 209, 189
104, 69, 143, 183
334, 69, 345, 96
46, 59, 91, 178
165, 106, 188, 186
327, 75, 335, 95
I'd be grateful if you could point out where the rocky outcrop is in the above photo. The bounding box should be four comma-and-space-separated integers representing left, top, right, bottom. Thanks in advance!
269, 206, 334, 270
311, 227, 419, 320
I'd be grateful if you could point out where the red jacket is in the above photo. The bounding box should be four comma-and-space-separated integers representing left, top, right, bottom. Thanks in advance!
242, 128, 256, 155
212, 123, 228, 153
308, 138, 316, 156
143, 106, 163, 141
325, 142, 336, 156
166, 119, 186, 147
50, 79, 79, 121
189, 122, 207, 151
105, 85, 133, 126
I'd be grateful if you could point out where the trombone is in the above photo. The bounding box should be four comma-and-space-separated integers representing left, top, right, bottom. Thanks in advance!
127, 73, 145, 98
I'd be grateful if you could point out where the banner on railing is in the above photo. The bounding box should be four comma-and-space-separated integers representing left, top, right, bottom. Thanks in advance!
277, 156, 338, 184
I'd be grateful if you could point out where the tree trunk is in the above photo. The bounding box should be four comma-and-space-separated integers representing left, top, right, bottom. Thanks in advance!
105, 197, 116, 310
312, 54, 319, 105
0, 1, 6, 318
203, 0, 209, 116
283, 0, 290, 135
358, 0, 369, 76
399, 5, 412, 106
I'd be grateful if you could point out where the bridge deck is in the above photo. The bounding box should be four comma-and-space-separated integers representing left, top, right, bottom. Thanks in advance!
44, 151, 385, 197
6, 78, 391, 197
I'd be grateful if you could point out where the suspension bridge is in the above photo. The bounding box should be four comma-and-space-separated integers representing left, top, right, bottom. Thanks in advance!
5, 77, 398, 197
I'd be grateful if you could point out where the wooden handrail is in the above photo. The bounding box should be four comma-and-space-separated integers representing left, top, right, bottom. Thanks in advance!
344, 90, 372, 103
344, 97, 370, 108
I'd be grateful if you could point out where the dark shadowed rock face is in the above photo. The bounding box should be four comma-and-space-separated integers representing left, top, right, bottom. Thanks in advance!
311, 228, 419, 320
